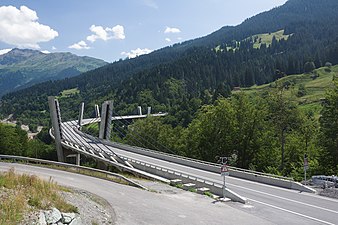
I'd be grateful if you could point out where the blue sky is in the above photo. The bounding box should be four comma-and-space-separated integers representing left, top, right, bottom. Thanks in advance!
0, 0, 287, 62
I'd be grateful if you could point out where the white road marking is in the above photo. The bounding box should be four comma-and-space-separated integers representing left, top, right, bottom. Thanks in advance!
228, 183, 338, 214
249, 198, 335, 225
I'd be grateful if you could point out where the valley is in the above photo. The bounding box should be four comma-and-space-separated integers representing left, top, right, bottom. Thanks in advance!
0, 1, 338, 224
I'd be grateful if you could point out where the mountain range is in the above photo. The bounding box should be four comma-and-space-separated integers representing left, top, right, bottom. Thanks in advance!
1, 0, 338, 127
0, 48, 107, 96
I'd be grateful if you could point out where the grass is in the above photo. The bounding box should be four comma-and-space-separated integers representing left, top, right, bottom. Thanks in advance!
236, 65, 338, 116
188, 188, 197, 193
34, 164, 131, 186
0, 158, 143, 188
0, 168, 77, 225
215, 30, 291, 52
203, 191, 215, 198
172, 183, 184, 189
251, 30, 291, 49
59, 88, 80, 98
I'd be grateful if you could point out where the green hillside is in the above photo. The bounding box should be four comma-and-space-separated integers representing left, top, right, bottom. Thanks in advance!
216, 29, 291, 52
0, 49, 107, 96
250, 30, 291, 49
1, 0, 338, 128
237, 65, 338, 115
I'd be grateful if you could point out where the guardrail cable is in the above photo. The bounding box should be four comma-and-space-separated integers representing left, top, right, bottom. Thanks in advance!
66, 120, 112, 157
67, 119, 132, 165
112, 109, 177, 155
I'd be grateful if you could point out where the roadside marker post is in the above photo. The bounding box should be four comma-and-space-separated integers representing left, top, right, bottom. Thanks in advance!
304, 154, 309, 185
220, 157, 229, 198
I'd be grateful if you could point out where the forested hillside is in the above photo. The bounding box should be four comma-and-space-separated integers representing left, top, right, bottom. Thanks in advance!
119, 80, 338, 178
0, 48, 107, 96
0, 123, 55, 160
0, 0, 337, 177
1, 0, 338, 127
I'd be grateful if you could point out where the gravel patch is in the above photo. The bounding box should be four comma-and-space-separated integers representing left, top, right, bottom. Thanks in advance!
20, 187, 116, 225
60, 188, 116, 225
313, 186, 338, 199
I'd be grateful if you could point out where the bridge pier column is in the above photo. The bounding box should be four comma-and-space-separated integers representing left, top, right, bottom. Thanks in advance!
95, 104, 100, 118
76, 153, 81, 166
78, 102, 84, 130
99, 100, 113, 140
48, 96, 65, 162
137, 106, 142, 115
147, 107, 151, 116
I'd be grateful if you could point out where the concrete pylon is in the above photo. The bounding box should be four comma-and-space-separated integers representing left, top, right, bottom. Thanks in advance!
48, 96, 65, 162
78, 102, 84, 128
137, 106, 142, 115
99, 100, 113, 140
147, 107, 151, 116
95, 104, 100, 118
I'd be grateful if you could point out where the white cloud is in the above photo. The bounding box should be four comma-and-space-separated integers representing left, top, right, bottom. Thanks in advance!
0, 48, 12, 55
164, 26, 181, 34
52, 46, 57, 50
87, 24, 125, 43
41, 50, 50, 54
143, 0, 159, 9
0, 5, 58, 49
165, 38, 171, 42
121, 48, 152, 59
69, 41, 90, 50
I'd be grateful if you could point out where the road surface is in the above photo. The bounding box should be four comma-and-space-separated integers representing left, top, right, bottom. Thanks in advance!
60, 122, 338, 224
0, 162, 273, 225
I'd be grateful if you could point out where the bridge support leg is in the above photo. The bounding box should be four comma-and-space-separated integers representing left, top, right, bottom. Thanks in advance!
137, 106, 142, 115
78, 102, 84, 130
147, 107, 151, 116
76, 153, 81, 166
95, 104, 100, 118
48, 96, 65, 162
99, 100, 113, 140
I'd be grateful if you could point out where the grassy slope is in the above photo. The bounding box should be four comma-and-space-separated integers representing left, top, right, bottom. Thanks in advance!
60, 88, 80, 98
0, 168, 77, 224
215, 29, 291, 52
236, 65, 338, 115
251, 30, 291, 49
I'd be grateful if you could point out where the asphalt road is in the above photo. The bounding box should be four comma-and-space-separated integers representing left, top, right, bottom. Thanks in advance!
61, 122, 338, 225
109, 145, 338, 225
0, 162, 273, 225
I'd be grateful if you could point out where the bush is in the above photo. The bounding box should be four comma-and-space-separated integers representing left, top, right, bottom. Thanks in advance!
304, 61, 316, 73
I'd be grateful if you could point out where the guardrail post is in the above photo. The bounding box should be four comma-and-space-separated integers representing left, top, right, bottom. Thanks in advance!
48, 96, 65, 162
99, 100, 113, 140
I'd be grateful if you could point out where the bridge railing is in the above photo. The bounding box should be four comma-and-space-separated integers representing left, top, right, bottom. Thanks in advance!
118, 155, 246, 203
75, 127, 293, 181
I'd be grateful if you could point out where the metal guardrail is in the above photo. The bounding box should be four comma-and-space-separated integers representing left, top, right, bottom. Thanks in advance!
0, 154, 147, 190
